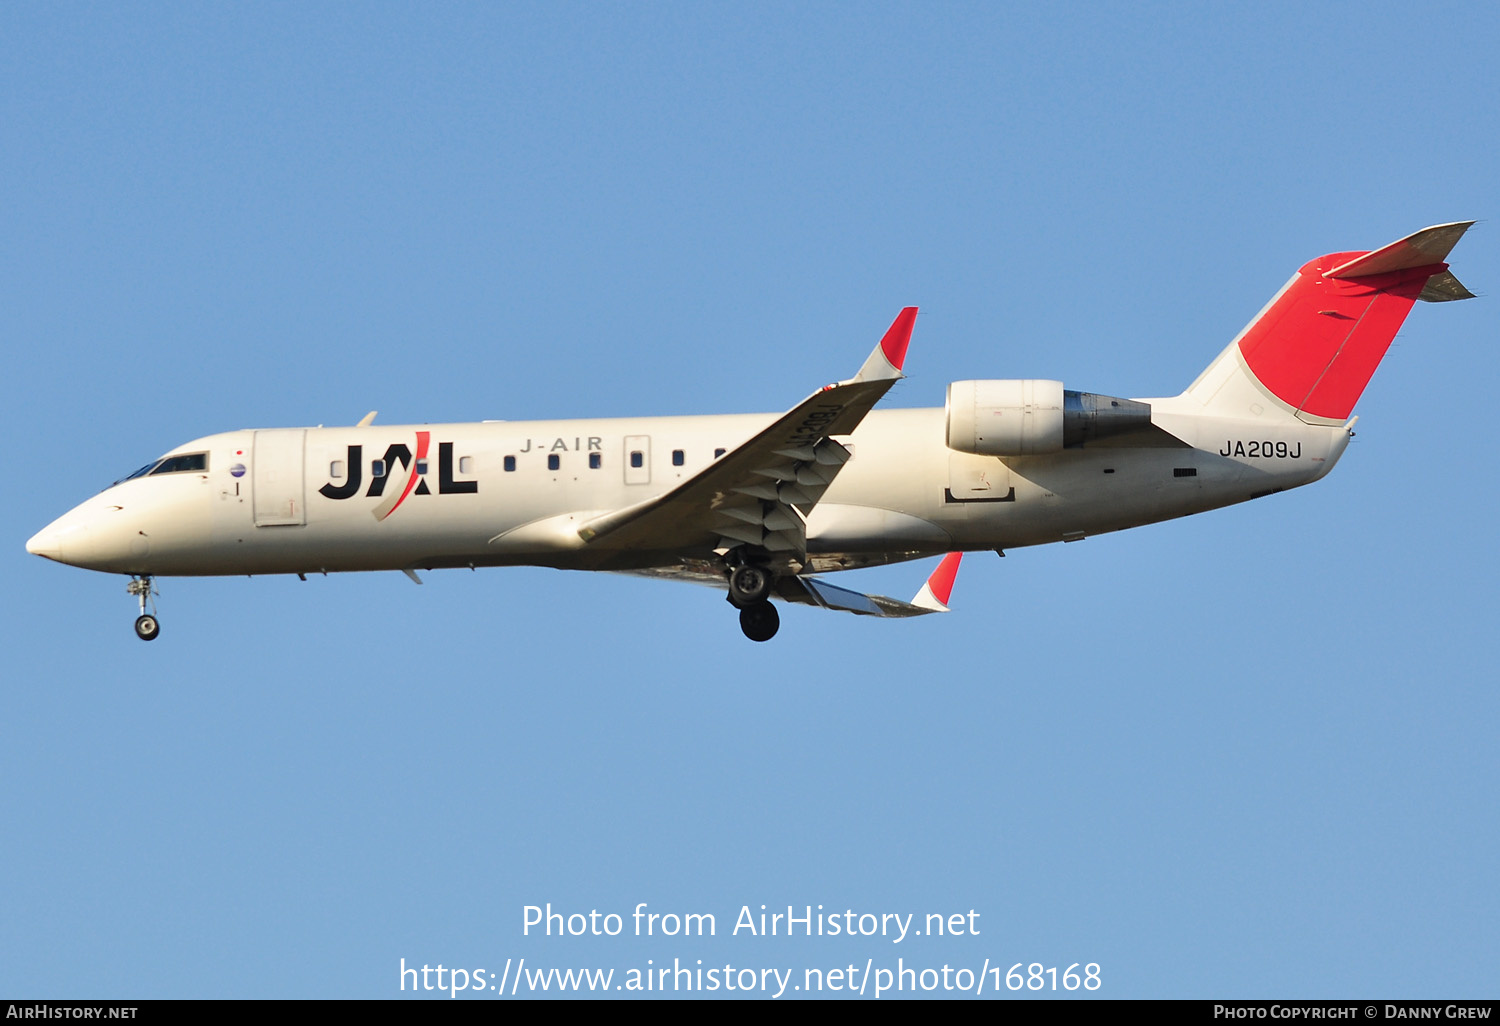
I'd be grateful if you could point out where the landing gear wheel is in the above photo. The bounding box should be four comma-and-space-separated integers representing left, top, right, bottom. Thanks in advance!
739, 601, 780, 642
728, 564, 773, 607
127, 575, 159, 642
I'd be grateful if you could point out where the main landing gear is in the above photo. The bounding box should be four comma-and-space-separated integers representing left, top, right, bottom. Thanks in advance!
727, 563, 779, 642
728, 564, 772, 606
127, 575, 159, 641
738, 601, 779, 643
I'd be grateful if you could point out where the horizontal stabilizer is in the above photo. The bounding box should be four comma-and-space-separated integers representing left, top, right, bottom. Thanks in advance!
1418, 269, 1476, 303
1324, 221, 1474, 279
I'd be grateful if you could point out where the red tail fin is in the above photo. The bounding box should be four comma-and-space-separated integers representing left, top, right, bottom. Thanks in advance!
1236, 222, 1473, 423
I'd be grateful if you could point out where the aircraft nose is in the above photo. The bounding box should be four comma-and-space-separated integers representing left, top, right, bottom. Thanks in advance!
25, 517, 95, 565
26, 526, 62, 559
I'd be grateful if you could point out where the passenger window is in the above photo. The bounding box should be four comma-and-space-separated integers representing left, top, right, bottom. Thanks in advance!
548, 454, 560, 471
589, 453, 602, 469
504, 456, 516, 472
672, 449, 685, 466
459, 456, 473, 474
714, 448, 726, 459
630, 451, 644, 468
372, 460, 387, 478
415, 459, 429, 475
330, 461, 345, 479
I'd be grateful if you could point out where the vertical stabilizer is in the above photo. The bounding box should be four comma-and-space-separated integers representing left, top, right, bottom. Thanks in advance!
1183, 222, 1474, 425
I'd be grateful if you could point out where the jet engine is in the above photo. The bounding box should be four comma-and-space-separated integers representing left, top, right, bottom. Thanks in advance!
945, 380, 1153, 456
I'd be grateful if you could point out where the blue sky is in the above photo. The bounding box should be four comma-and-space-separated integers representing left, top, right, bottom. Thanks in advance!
4, 2, 1496, 999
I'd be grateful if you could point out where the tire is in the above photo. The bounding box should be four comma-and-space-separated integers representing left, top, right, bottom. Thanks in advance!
728, 564, 772, 607
134, 614, 160, 641
738, 601, 780, 642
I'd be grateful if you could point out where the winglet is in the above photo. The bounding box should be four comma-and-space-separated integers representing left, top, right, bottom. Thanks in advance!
853, 307, 918, 382
910, 552, 962, 612
357, 410, 378, 427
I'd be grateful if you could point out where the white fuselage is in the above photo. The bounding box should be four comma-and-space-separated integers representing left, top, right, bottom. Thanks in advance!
28, 399, 1349, 580
28, 224, 1469, 644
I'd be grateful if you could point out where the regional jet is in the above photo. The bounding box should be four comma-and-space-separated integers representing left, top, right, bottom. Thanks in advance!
26, 223, 1474, 641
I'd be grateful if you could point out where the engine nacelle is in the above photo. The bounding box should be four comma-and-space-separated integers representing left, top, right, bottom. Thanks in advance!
946, 381, 1155, 456
946, 379, 1065, 455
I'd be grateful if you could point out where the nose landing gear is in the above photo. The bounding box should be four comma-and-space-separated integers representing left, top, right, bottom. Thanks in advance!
127, 576, 159, 641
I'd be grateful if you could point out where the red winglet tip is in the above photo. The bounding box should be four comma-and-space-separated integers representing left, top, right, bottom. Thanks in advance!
879, 307, 918, 370
927, 552, 962, 606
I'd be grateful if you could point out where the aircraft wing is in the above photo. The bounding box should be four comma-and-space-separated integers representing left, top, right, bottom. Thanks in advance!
778, 551, 962, 616
621, 551, 963, 617
575, 308, 917, 567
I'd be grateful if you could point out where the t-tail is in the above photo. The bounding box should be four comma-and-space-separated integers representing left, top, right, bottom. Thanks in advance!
1182, 222, 1475, 425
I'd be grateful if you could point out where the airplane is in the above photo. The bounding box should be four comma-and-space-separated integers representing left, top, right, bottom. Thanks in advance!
26, 222, 1474, 643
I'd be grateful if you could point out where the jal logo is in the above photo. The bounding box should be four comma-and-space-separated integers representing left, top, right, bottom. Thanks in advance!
318, 432, 477, 521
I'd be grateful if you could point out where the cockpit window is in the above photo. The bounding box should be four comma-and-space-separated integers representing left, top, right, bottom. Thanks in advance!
115, 452, 210, 484
150, 452, 208, 475
120, 462, 161, 483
